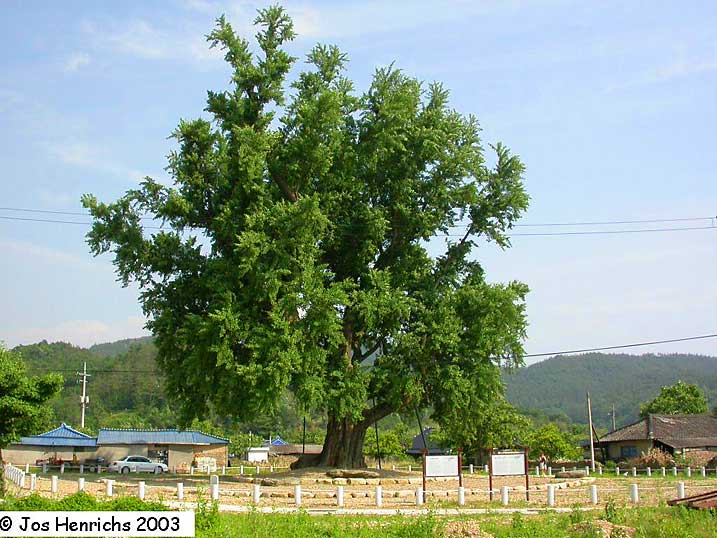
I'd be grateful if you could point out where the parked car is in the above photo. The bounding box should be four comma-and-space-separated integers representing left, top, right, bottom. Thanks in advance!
108, 455, 168, 474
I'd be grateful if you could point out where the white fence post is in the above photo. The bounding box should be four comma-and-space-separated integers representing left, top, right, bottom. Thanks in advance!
20, 472, 26, 489
630, 483, 639, 504
375, 485, 382, 507
240, 465, 244, 475
631, 467, 637, 477
701, 466, 706, 478
547, 466, 552, 476
484, 464, 489, 473
30, 474, 37, 491
646, 467, 651, 477
415, 487, 424, 506
547, 484, 555, 506
616, 466, 620, 476
677, 482, 685, 499
469, 464, 473, 474
106, 479, 113, 497
458, 486, 465, 506
336, 485, 344, 507
177, 482, 184, 500
686, 466, 691, 478
211, 483, 219, 501
222, 466, 226, 476
60, 463, 65, 474
80, 464, 84, 475
535, 465, 540, 477
78, 478, 85, 492
294, 485, 301, 507
673, 466, 678, 476
25, 463, 30, 473
252, 484, 261, 504
501, 486, 509, 506
585, 466, 590, 476
598, 466, 602, 476
51, 475, 58, 495
590, 484, 598, 505
42, 463, 47, 474
408, 465, 412, 472
138, 481, 145, 500
661, 467, 666, 477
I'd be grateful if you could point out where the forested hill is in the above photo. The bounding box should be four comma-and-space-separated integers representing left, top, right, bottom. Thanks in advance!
89, 336, 154, 357
503, 353, 717, 429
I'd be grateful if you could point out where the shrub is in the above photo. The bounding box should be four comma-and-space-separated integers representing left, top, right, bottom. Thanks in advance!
626, 448, 674, 468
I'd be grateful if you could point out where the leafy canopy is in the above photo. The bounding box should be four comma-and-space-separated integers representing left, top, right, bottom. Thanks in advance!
640, 380, 709, 417
82, 6, 529, 447
0, 345, 63, 449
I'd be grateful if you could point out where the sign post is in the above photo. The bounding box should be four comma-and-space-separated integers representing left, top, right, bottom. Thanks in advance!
422, 450, 463, 502
489, 447, 530, 501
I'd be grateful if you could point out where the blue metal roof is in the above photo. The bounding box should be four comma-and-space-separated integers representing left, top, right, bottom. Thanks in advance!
19, 423, 97, 447
97, 429, 230, 445
263, 435, 288, 446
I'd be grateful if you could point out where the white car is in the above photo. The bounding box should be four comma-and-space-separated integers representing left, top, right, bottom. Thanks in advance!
108, 455, 168, 475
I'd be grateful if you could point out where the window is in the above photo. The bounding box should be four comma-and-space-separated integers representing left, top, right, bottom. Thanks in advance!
620, 446, 638, 458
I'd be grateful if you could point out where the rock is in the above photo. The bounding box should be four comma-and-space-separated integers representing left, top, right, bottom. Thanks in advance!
326, 469, 380, 479
260, 478, 278, 487
444, 521, 494, 538
555, 471, 586, 479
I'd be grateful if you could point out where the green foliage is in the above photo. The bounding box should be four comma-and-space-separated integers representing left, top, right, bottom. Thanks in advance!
1, 492, 165, 512
0, 345, 62, 449
640, 380, 709, 417
363, 430, 405, 458
81, 6, 529, 465
524, 424, 582, 461
504, 353, 717, 428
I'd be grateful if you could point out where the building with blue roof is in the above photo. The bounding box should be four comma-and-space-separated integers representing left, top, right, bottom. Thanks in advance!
3, 424, 229, 470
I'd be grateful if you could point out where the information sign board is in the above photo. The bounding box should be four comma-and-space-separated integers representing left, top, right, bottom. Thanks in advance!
424, 455, 459, 477
490, 452, 526, 476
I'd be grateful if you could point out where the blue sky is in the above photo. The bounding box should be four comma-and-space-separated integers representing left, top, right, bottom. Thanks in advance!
1, 0, 715, 361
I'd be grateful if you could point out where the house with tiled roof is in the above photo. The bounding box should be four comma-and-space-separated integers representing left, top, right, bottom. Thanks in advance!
2, 424, 229, 470
596, 414, 717, 461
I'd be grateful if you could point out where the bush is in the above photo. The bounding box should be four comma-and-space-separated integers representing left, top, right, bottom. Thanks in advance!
1, 492, 166, 512
626, 448, 674, 468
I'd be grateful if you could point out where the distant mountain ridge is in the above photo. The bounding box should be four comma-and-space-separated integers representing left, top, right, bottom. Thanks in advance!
503, 353, 717, 429
89, 336, 154, 357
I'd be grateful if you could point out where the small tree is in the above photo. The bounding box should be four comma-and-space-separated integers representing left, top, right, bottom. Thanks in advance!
0, 346, 62, 495
524, 424, 582, 461
639, 380, 709, 417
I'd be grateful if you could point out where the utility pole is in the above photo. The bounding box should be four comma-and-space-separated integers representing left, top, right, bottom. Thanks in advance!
76, 362, 90, 428
611, 403, 616, 431
587, 392, 596, 472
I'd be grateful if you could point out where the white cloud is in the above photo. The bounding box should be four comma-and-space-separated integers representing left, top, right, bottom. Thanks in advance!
46, 140, 146, 182
7, 317, 149, 349
0, 239, 98, 269
64, 52, 91, 73
654, 57, 717, 81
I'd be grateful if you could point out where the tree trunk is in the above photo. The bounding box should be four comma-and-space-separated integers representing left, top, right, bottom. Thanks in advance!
292, 414, 369, 469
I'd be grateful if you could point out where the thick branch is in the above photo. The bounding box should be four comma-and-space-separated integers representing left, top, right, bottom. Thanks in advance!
270, 170, 298, 202
361, 402, 393, 427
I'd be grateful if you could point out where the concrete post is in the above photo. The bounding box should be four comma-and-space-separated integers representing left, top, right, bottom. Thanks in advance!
210, 475, 219, 486
590, 485, 598, 505
458, 486, 465, 506
80, 464, 84, 475
673, 466, 678, 476
547, 484, 555, 507
252, 484, 261, 504
30, 474, 37, 491
138, 481, 145, 500
78, 478, 85, 492
585, 466, 590, 476
106, 480, 113, 497
190, 467, 194, 475
294, 485, 301, 507
177, 482, 184, 500
415, 487, 424, 506
211, 483, 219, 501
42, 463, 47, 474
686, 467, 691, 478
536, 465, 540, 477
51, 475, 58, 495
561, 466, 565, 473
701, 466, 706, 477
222, 466, 226, 475
548, 466, 552, 476
630, 483, 639, 504
484, 464, 489, 473
469, 464, 474, 474
616, 466, 620, 476
408, 465, 412, 472
677, 482, 685, 499
20, 472, 26, 489
501, 486, 509, 506
270, 465, 273, 473
661, 467, 666, 477
25, 463, 29, 473
375, 485, 382, 507
598, 466, 602, 476
632, 467, 637, 477
255, 466, 260, 475
646, 467, 651, 477
336, 485, 344, 507
240, 465, 244, 475
60, 463, 65, 474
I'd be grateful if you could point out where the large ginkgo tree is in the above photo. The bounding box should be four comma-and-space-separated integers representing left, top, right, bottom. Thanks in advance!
83, 6, 530, 468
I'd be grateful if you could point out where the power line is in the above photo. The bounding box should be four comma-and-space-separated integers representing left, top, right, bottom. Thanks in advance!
1, 215, 714, 237
1, 206, 714, 228
524, 334, 717, 358
24, 333, 717, 375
